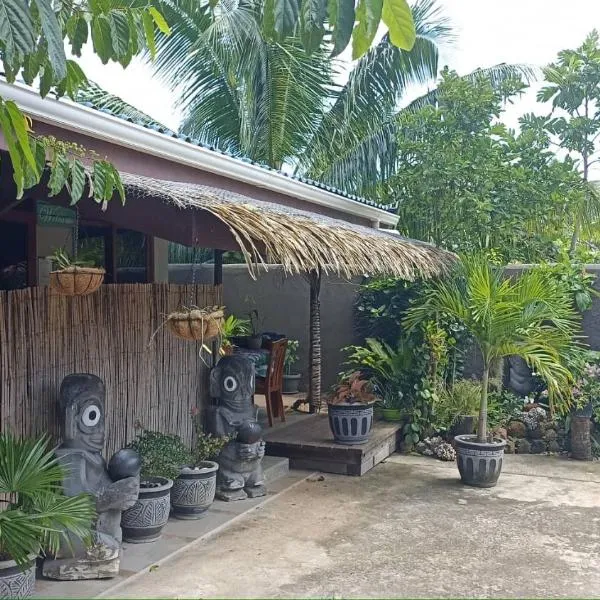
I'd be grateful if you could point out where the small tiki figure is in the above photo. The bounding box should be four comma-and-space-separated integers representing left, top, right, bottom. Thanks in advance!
43, 374, 141, 580
207, 356, 266, 501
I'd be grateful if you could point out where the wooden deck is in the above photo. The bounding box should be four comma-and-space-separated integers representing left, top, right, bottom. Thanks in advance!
263, 414, 402, 476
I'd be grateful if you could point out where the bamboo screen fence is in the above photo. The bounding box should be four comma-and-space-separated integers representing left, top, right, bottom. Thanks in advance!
0, 283, 222, 456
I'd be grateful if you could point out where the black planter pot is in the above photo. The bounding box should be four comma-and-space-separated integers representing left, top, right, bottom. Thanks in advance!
282, 373, 301, 394
328, 402, 374, 445
247, 335, 263, 350
455, 434, 507, 488
171, 462, 219, 519
121, 476, 173, 543
574, 401, 593, 418
451, 415, 476, 437
0, 556, 36, 599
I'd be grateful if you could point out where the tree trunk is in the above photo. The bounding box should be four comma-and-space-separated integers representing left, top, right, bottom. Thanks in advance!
477, 363, 490, 443
308, 269, 322, 413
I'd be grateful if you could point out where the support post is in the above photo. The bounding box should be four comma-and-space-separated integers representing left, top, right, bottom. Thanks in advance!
212, 249, 224, 367
308, 268, 322, 413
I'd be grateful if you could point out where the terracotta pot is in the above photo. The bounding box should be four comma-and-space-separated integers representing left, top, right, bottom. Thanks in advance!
49, 267, 105, 296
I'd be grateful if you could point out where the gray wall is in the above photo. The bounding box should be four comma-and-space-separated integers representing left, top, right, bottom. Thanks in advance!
169, 264, 361, 390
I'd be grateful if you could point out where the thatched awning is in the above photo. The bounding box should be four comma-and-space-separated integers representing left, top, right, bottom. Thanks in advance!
121, 172, 455, 280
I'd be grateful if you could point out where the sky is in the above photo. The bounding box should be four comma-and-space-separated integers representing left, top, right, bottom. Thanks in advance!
77, 0, 600, 139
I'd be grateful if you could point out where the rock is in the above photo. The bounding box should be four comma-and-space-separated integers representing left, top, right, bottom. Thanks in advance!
530, 439, 546, 454
434, 442, 456, 462
505, 438, 516, 454
523, 407, 547, 431
547, 440, 561, 453
528, 426, 543, 440
543, 428, 557, 441
515, 438, 531, 454
492, 427, 507, 440
507, 420, 527, 439
415, 441, 427, 455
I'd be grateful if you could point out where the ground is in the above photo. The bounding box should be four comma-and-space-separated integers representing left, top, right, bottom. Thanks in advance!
103, 454, 600, 599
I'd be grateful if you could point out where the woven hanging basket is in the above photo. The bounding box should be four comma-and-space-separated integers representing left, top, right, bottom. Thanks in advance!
49, 267, 106, 297
166, 307, 225, 342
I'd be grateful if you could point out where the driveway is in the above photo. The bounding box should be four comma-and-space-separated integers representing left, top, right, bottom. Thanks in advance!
104, 454, 600, 598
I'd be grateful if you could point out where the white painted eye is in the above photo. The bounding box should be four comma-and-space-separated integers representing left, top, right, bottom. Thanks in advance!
82, 405, 101, 427
223, 376, 238, 392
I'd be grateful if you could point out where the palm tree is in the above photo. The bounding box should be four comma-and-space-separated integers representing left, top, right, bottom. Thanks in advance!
404, 255, 582, 443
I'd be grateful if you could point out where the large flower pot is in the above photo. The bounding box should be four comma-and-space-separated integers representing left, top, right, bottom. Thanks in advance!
121, 476, 173, 543
571, 415, 592, 460
328, 403, 374, 445
0, 556, 36, 598
282, 373, 301, 394
382, 408, 403, 422
171, 462, 219, 520
455, 434, 506, 488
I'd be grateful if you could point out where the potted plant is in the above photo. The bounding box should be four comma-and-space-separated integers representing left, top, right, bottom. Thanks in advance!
405, 255, 581, 487
219, 314, 251, 355
0, 433, 95, 598
171, 409, 230, 519
327, 372, 376, 444
122, 430, 191, 542
166, 305, 224, 342
246, 308, 263, 350
436, 379, 483, 437
49, 247, 105, 297
282, 340, 302, 394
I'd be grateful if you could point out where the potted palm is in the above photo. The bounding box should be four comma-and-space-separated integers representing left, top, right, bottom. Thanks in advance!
122, 430, 191, 542
0, 434, 95, 598
246, 309, 263, 350
219, 315, 251, 355
405, 255, 581, 487
327, 372, 376, 444
171, 409, 230, 519
283, 340, 302, 394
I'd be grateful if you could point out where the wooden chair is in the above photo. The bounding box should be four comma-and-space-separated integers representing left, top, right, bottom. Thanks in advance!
255, 338, 288, 427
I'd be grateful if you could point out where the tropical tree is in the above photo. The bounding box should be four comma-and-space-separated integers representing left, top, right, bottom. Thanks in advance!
538, 29, 600, 255
404, 255, 582, 443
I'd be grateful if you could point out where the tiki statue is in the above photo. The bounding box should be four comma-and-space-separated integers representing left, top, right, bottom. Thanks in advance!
43, 374, 141, 581
207, 356, 266, 501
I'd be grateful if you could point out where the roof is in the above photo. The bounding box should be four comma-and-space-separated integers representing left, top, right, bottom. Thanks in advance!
0, 80, 398, 227
121, 172, 455, 280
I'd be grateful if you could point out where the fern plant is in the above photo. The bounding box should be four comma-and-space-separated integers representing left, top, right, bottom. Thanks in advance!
0, 434, 95, 569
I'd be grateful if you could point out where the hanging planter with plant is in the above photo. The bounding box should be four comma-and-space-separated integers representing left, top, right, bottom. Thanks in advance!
49, 248, 105, 297
166, 305, 225, 342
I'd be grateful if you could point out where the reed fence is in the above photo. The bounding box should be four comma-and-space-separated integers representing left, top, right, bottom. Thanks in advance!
0, 283, 222, 456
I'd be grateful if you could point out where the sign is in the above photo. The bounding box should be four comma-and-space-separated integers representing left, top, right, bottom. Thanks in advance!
36, 202, 76, 228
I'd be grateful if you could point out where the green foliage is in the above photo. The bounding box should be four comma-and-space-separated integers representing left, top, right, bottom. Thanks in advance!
405, 254, 584, 442
537, 261, 599, 313
434, 379, 482, 431
486, 389, 525, 430
189, 409, 230, 465
220, 315, 252, 352
401, 382, 436, 448
284, 339, 300, 374
126, 430, 191, 481
0, 433, 95, 568
50, 247, 96, 269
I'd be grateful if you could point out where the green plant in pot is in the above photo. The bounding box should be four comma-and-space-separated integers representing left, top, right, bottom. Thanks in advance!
171, 409, 230, 520
405, 254, 582, 487
283, 340, 302, 394
435, 379, 483, 437
219, 315, 251, 355
122, 429, 191, 542
327, 372, 376, 444
0, 434, 95, 598
246, 308, 263, 350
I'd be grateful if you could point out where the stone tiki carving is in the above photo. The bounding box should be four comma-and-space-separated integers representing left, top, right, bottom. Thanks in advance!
207, 356, 266, 501
507, 356, 537, 397
43, 374, 141, 580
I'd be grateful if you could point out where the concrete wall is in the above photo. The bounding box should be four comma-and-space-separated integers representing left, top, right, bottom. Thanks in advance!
169, 264, 361, 390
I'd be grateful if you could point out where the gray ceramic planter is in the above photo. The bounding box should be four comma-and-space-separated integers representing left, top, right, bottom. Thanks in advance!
0, 556, 36, 598
121, 476, 173, 543
455, 434, 506, 488
328, 402, 374, 445
171, 462, 219, 519
282, 373, 301, 394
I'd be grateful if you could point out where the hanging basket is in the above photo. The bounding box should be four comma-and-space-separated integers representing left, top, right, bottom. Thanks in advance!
166, 307, 225, 342
49, 267, 106, 297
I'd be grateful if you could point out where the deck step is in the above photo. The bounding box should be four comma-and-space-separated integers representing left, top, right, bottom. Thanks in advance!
262, 455, 290, 482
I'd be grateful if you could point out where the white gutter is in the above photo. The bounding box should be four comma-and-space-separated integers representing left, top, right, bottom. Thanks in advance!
0, 81, 398, 227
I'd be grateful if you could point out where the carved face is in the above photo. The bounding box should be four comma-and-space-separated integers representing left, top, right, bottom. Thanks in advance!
210, 356, 255, 411
59, 373, 106, 452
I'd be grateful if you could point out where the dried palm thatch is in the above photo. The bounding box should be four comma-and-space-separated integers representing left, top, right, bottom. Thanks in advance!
120, 173, 455, 279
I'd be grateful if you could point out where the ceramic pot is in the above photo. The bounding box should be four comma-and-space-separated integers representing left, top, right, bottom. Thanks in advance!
455, 434, 506, 488
328, 402, 374, 445
0, 556, 36, 598
121, 476, 173, 543
247, 335, 263, 350
171, 462, 219, 520
382, 408, 403, 422
282, 373, 301, 394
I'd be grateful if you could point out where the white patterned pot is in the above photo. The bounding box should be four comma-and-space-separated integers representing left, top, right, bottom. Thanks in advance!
171, 462, 219, 520
0, 556, 36, 598
328, 402, 374, 445
455, 434, 506, 488
121, 477, 173, 543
